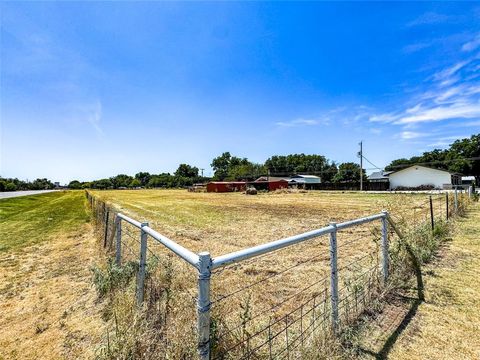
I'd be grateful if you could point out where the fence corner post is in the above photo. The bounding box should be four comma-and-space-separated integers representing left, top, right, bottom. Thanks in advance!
136, 222, 148, 306
197, 251, 212, 360
328, 222, 339, 334
381, 210, 389, 283
115, 216, 122, 266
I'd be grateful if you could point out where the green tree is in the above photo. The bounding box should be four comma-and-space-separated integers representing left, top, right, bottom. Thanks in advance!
333, 162, 366, 183
91, 178, 113, 189
129, 178, 142, 188
68, 180, 82, 189
30, 178, 54, 190
135, 172, 151, 187
265, 154, 337, 182
5, 182, 17, 191
211, 152, 233, 180
147, 173, 174, 188
175, 164, 199, 178
110, 174, 133, 188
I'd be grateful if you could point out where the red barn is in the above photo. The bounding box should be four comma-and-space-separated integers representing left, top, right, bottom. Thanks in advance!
267, 180, 289, 191
206, 182, 247, 193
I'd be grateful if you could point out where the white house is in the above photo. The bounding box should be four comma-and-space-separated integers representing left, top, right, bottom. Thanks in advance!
389, 165, 461, 190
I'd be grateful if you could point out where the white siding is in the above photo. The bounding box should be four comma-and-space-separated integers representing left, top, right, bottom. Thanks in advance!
389, 166, 451, 189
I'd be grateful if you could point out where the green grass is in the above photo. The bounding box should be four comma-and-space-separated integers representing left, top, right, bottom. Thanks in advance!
0, 190, 90, 252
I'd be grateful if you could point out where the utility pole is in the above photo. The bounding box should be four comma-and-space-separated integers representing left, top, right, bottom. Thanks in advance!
200, 168, 204, 178
359, 141, 363, 191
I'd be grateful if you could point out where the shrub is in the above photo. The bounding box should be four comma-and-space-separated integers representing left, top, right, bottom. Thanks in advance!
92, 259, 138, 298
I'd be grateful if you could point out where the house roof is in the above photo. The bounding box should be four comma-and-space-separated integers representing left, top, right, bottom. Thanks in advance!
255, 176, 291, 182
368, 171, 393, 180
389, 165, 461, 176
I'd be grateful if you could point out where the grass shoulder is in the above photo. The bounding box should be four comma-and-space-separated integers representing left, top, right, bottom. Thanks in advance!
0, 190, 90, 252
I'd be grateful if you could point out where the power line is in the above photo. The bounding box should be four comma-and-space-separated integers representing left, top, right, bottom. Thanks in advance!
361, 155, 382, 171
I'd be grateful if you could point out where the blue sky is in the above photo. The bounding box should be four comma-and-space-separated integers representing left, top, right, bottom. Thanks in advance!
1, 2, 479, 183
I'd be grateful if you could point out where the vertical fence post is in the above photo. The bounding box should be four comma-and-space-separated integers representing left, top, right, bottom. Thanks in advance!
329, 222, 339, 334
103, 207, 110, 248
429, 196, 434, 232
136, 222, 148, 306
446, 193, 449, 221
381, 211, 389, 283
115, 216, 122, 266
197, 252, 212, 360
454, 187, 458, 214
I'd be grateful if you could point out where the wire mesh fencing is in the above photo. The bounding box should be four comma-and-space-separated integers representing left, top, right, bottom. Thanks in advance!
85, 189, 471, 359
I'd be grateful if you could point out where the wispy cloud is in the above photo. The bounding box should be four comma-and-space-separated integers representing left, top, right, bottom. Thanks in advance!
406, 12, 455, 27
276, 118, 326, 127
87, 100, 103, 135
402, 42, 431, 54
369, 113, 398, 123
462, 33, 480, 52
432, 60, 469, 82
68, 100, 103, 135
369, 32, 480, 132
399, 131, 427, 140
395, 102, 480, 125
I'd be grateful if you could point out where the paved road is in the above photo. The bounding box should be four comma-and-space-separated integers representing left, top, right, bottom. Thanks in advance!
0, 190, 59, 200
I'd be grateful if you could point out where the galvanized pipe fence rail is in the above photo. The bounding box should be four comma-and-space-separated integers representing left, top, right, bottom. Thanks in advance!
85, 190, 469, 359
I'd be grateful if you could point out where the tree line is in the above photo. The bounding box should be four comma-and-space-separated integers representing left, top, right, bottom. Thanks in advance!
1, 134, 477, 191
0, 178, 55, 192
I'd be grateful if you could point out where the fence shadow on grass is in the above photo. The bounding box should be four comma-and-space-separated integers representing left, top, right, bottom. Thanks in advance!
358, 294, 422, 360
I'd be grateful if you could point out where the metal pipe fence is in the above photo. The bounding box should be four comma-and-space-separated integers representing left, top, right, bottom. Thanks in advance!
85, 190, 469, 359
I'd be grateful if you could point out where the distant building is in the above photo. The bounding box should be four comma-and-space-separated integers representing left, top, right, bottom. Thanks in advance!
206, 182, 247, 193
367, 171, 392, 183
388, 165, 461, 190
289, 174, 321, 184
461, 176, 476, 185
255, 176, 291, 182
54, 182, 61, 188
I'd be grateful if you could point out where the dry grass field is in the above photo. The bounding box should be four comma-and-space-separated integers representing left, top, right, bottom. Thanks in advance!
0, 191, 105, 360
0, 189, 464, 359
90, 189, 451, 358
91, 189, 439, 256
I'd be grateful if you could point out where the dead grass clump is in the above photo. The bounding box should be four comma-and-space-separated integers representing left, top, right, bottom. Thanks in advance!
93, 252, 198, 359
